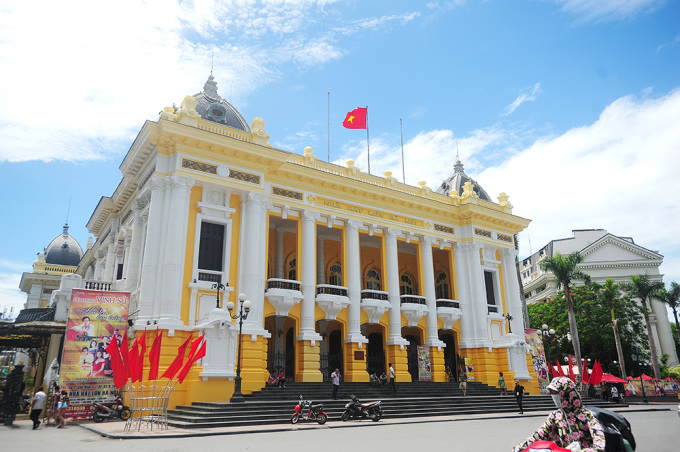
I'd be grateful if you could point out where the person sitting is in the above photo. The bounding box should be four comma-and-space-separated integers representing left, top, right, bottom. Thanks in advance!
277, 371, 286, 388
512, 376, 606, 452
379, 371, 388, 386
369, 372, 378, 386
267, 372, 279, 388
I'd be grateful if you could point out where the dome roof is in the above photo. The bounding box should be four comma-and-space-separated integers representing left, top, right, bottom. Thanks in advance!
45, 223, 84, 267
435, 159, 491, 201
192, 74, 251, 132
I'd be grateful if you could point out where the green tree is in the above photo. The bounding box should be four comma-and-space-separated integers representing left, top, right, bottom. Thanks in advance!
594, 278, 628, 378
528, 284, 646, 376
654, 281, 680, 349
539, 252, 590, 376
622, 274, 665, 379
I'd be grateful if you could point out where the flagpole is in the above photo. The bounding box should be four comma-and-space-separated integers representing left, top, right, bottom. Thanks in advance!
400, 118, 405, 183
366, 105, 370, 174
327, 92, 330, 163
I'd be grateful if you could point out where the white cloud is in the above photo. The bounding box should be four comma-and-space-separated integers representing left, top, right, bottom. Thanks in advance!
503, 83, 542, 116
552, 0, 665, 21
479, 89, 680, 284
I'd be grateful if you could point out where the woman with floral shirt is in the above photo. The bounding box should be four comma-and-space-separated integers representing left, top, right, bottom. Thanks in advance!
513, 376, 606, 452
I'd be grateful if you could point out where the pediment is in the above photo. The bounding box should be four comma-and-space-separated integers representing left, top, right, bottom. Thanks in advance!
580, 234, 662, 264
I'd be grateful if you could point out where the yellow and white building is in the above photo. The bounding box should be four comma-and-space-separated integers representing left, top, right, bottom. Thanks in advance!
70, 75, 538, 406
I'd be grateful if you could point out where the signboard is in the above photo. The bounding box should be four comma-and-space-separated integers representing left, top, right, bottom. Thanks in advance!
464, 357, 474, 381
417, 346, 432, 381
58, 288, 130, 418
524, 328, 550, 393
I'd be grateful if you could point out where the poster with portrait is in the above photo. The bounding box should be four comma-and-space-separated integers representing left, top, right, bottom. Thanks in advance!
58, 288, 130, 418
524, 328, 550, 393
417, 346, 432, 381
465, 357, 474, 381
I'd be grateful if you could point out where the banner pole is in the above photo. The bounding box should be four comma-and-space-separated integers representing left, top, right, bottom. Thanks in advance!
366, 106, 370, 175
328, 92, 330, 163
400, 118, 405, 183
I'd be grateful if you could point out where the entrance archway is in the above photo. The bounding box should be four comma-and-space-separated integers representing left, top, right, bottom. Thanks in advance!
403, 333, 420, 382
440, 331, 458, 381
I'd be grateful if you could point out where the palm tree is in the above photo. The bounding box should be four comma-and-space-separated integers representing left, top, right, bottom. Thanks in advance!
595, 278, 627, 379
622, 274, 665, 379
655, 281, 680, 351
539, 252, 590, 377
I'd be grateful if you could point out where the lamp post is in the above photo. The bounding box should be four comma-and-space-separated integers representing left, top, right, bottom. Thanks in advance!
612, 360, 622, 378
227, 293, 251, 403
212, 282, 228, 309
631, 352, 648, 404
540, 324, 555, 365
503, 313, 514, 334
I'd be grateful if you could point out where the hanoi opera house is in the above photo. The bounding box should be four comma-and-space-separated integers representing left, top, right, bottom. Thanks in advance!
50, 75, 538, 405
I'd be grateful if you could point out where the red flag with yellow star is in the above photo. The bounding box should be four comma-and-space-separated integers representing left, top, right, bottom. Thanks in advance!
342, 107, 367, 129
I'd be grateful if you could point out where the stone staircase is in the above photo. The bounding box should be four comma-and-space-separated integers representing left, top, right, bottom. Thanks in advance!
167, 381, 624, 429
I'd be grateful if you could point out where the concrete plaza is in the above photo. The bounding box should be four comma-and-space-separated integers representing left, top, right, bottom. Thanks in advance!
2, 406, 677, 451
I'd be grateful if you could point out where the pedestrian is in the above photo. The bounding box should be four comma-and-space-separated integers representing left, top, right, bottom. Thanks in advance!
44, 384, 60, 425
514, 380, 525, 414
611, 385, 619, 403
379, 371, 388, 386
331, 368, 341, 400
56, 389, 69, 428
459, 368, 467, 396
389, 363, 396, 393
601, 384, 609, 402
277, 370, 286, 388
498, 371, 507, 396
29, 386, 47, 430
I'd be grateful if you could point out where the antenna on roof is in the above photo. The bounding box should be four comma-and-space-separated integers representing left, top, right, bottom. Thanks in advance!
66, 197, 71, 224
456, 139, 459, 160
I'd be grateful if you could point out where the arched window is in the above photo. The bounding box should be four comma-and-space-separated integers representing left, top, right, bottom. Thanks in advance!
329, 263, 342, 286
400, 273, 415, 295
366, 268, 381, 290
288, 258, 296, 280
435, 271, 449, 299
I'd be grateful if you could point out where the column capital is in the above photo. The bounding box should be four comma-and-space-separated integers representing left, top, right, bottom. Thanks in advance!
131, 197, 148, 212
421, 235, 435, 246
347, 219, 363, 231
170, 174, 195, 190
502, 248, 519, 258
243, 191, 268, 206
302, 209, 320, 223
386, 227, 401, 239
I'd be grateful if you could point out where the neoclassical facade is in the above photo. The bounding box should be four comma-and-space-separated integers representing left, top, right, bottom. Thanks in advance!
521, 229, 678, 367
67, 75, 537, 406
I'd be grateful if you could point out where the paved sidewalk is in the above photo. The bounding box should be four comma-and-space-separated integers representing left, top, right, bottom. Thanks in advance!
73, 403, 672, 440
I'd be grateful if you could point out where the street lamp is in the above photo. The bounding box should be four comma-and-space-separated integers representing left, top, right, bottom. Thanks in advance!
212, 282, 228, 309
540, 324, 555, 370
631, 352, 648, 404
612, 360, 622, 378
227, 293, 251, 403
503, 313, 514, 333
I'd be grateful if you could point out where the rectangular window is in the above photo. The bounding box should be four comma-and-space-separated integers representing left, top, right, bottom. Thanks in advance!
484, 271, 496, 305
198, 221, 225, 282
116, 263, 124, 281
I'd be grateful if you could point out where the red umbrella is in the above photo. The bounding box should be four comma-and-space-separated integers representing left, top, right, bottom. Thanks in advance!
640, 374, 654, 381
600, 373, 627, 384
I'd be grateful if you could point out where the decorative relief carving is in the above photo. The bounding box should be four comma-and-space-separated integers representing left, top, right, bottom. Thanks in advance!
182, 158, 217, 174
497, 233, 513, 243
347, 219, 363, 230
434, 224, 455, 234
228, 169, 260, 184
475, 228, 492, 238
307, 195, 317, 204
272, 186, 303, 200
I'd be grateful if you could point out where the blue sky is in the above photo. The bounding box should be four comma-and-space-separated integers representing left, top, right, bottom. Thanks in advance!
1, 0, 679, 319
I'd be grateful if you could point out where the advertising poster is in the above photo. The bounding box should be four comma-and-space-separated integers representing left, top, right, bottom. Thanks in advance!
524, 328, 550, 392
464, 357, 474, 381
58, 289, 130, 417
417, 346, 432, 381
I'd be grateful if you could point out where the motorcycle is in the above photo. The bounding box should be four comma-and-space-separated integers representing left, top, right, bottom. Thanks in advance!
92, 393, 131, 423
290, 395, 328, 424
341, 394, 383, 422
520, 441, 571, 452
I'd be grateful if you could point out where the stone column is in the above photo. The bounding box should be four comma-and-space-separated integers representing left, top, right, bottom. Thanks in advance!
316, 233, 326, 284
158, 175, 194, 325
467, 242, 490, 347
102, 234, 117, 282
454, 242, 475, 347
238, 192, 269, 330
422, 236, 444, 347
385, 228, 408, 346
298, 210, 321, 340
138, 175, 167, 322
345, 220, 366, 343
124, 198, 147, 292
94, 249, 106, 280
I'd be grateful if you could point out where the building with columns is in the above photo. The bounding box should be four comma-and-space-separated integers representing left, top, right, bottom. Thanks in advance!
62, 75, 538, 406
520, 229, 679, 367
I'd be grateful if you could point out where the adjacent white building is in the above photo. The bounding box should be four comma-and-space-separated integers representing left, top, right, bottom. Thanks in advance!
520, 228, 678, 367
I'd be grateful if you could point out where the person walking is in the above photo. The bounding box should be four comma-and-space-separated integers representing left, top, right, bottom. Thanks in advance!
389, 363, 396, 393
610, 385, 619, 403
331, 368, 341, 400
498, 371, 507, 396
459, 368, 468, 396
56, 390, 69, 428
514, 380, 525, 414
44, 384, 60, 425
29, 386, 46, 430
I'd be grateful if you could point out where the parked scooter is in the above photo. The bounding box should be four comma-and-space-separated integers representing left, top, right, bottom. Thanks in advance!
290, 395, 327, 424
520, 440, 571, 452
92, 392, 131, 423
341, 394, 383, 422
